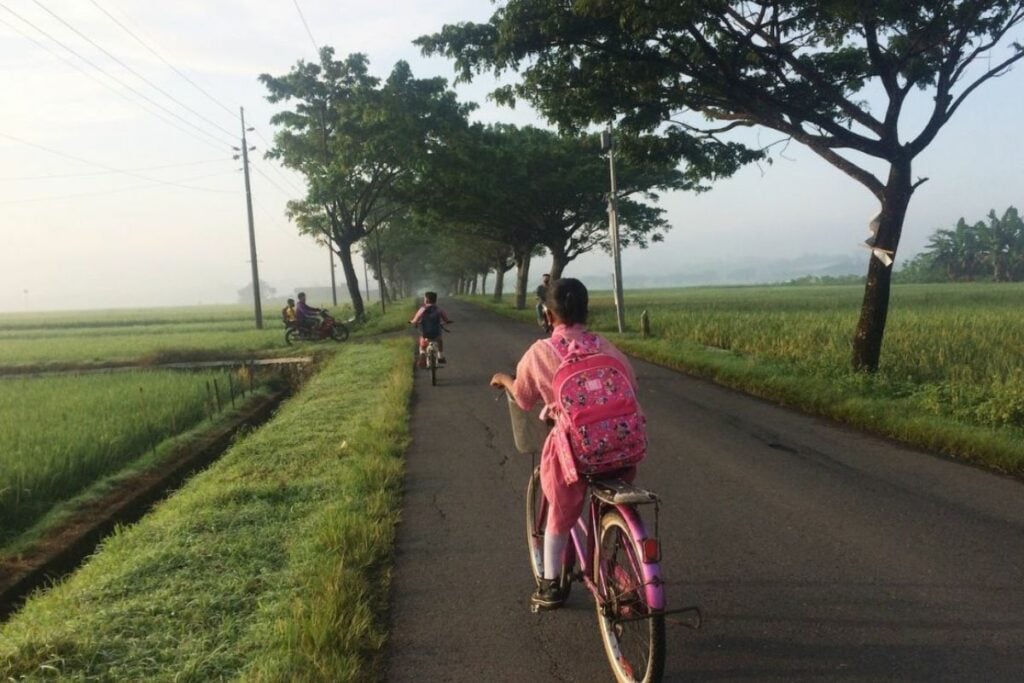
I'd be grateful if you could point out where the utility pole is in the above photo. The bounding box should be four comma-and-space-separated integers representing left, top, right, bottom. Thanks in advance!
375, 229, 386, 314
237, 107, 263, 329
363, 254, 371, 302
601, 125, 626, 333
328, 243, 338, 306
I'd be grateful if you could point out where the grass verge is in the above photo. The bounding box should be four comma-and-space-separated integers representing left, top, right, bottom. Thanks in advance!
467, 293, 1024, 478
0, 339, 412, 681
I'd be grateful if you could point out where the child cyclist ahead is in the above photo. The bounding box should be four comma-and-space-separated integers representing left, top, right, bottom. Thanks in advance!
410, 291, 453, 366
490, 278, 645, 610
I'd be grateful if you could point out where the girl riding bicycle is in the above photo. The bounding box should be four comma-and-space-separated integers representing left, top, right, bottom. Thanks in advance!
490, 278, 645, 610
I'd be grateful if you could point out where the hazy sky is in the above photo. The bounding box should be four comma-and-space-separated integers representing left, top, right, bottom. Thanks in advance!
1, 1, 1022, 312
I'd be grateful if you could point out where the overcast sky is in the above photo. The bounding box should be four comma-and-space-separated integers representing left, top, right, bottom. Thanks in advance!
1, 1, 1022, 312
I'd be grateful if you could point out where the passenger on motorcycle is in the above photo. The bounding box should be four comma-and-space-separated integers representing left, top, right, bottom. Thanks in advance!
295, 292, 321, 332
282, 298, 297, 328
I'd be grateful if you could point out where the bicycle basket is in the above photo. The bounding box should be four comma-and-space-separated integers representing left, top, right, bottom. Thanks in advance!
506, 392, 547, 454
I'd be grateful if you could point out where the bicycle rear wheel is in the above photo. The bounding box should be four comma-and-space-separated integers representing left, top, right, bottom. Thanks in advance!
595, 510, 665, 683
525, 466, 571, 594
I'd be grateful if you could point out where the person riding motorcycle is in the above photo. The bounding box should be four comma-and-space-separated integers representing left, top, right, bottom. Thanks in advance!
295, 292, 322, 334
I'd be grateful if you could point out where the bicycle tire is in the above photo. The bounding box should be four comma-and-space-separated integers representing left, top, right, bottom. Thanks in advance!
595, 510, 665, 683
331, 323, 349, 342
525, 466, 572, 596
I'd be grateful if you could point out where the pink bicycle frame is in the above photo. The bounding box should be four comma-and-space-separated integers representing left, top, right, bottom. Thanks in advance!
568, 497, 665, 611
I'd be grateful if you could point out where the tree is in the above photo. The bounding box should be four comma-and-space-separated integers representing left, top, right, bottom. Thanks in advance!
420, 1, 1024, 371
260, 49, 470, 319
237, 280, 277, 304
415, 123, 692, 305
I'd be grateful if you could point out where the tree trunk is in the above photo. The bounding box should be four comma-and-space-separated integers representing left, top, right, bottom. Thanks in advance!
481, 271, 488, 296
513, 246, 531, 310
852, 161, 913, 372
337, 244, 365, 320
493, 264, 505, 301
547, 243, 569, 280
471, 276, 478, 295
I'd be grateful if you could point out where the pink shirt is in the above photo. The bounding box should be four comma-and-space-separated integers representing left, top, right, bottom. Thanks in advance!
511, 324, 642, 529
510, 324, 638, 413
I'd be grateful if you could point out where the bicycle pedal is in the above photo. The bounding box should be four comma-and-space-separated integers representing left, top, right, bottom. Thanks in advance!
530, 603, 540, 614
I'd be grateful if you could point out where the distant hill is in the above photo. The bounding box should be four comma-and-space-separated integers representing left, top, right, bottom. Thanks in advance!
570, 253, 868, 288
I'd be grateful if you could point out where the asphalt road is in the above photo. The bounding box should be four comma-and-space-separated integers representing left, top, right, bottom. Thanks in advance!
385, 298, 1024, 682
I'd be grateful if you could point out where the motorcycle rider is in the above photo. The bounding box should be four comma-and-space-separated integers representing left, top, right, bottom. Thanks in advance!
295, 292, 321, 334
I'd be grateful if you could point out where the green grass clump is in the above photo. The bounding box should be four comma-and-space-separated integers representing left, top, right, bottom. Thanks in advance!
0, 340, 412, 681
468, 282, 1024, 475
0, 369, 246, 544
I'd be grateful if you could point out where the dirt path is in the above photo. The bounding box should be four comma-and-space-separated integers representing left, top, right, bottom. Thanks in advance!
385, 299, 1024, 681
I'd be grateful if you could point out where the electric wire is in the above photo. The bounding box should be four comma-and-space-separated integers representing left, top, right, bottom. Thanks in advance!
250, 162, 300, 199
0, 157, 229, 181
291, 0, 319, 54
0, 131, 236, 192
29, 0, 239, 142
0, 170, 238, 205
0, 11, 230, 152
86, 0, 240, 122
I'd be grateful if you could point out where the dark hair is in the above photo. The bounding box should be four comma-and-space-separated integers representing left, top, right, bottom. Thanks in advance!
424, 291, 438, 304
546, 278, 588, 325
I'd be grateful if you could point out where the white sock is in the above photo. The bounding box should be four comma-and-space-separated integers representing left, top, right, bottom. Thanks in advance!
544, 532, 569, 581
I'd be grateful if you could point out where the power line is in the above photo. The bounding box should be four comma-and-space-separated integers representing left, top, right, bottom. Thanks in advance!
0, 131, 236, 192
29, 0, 239, 141
86, 0, 240, 122
250, 161, 301, 199
292, 0, 319, 54
0, 170, 237, 205
250, 127, 308, 192
0, 157, 229, 181
0, 12, 230, 152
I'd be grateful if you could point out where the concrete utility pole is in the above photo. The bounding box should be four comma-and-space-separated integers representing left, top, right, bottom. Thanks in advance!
363, 254, 371, 302
601, 125, 626, 333
375, 229, 386, 314
238, 107, 263, 329
328, 244, 338, 306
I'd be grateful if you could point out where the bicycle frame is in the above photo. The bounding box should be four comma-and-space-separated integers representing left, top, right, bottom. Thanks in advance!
568, 490, 665, 613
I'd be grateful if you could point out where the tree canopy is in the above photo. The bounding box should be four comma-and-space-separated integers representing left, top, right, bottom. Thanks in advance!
260, 49, 471, 318
420, 0, 1024, 370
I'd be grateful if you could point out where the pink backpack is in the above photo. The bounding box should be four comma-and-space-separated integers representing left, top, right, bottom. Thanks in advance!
546, 332, 647, 483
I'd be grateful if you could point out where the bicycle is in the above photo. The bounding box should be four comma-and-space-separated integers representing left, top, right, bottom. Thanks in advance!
424, 338, 441, 386
506, 393, 699, 683
413, 323, 451, 387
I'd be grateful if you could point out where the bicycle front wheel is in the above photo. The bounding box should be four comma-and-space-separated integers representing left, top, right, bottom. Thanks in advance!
595, 510, 665, 683
525, 466, 572, 595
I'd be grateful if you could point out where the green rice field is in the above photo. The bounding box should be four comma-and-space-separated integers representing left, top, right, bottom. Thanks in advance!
0, 303, 360, 369
472, 282, 1024, 474
0, 369, 247, 545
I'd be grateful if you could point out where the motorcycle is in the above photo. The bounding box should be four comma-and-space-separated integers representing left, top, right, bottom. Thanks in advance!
285, 310, 350, 345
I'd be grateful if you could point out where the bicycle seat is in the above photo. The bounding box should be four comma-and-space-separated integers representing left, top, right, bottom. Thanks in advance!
590, 478, 659, 506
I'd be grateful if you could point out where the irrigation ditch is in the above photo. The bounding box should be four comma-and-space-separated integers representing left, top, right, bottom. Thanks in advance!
0, 357, 316, 621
